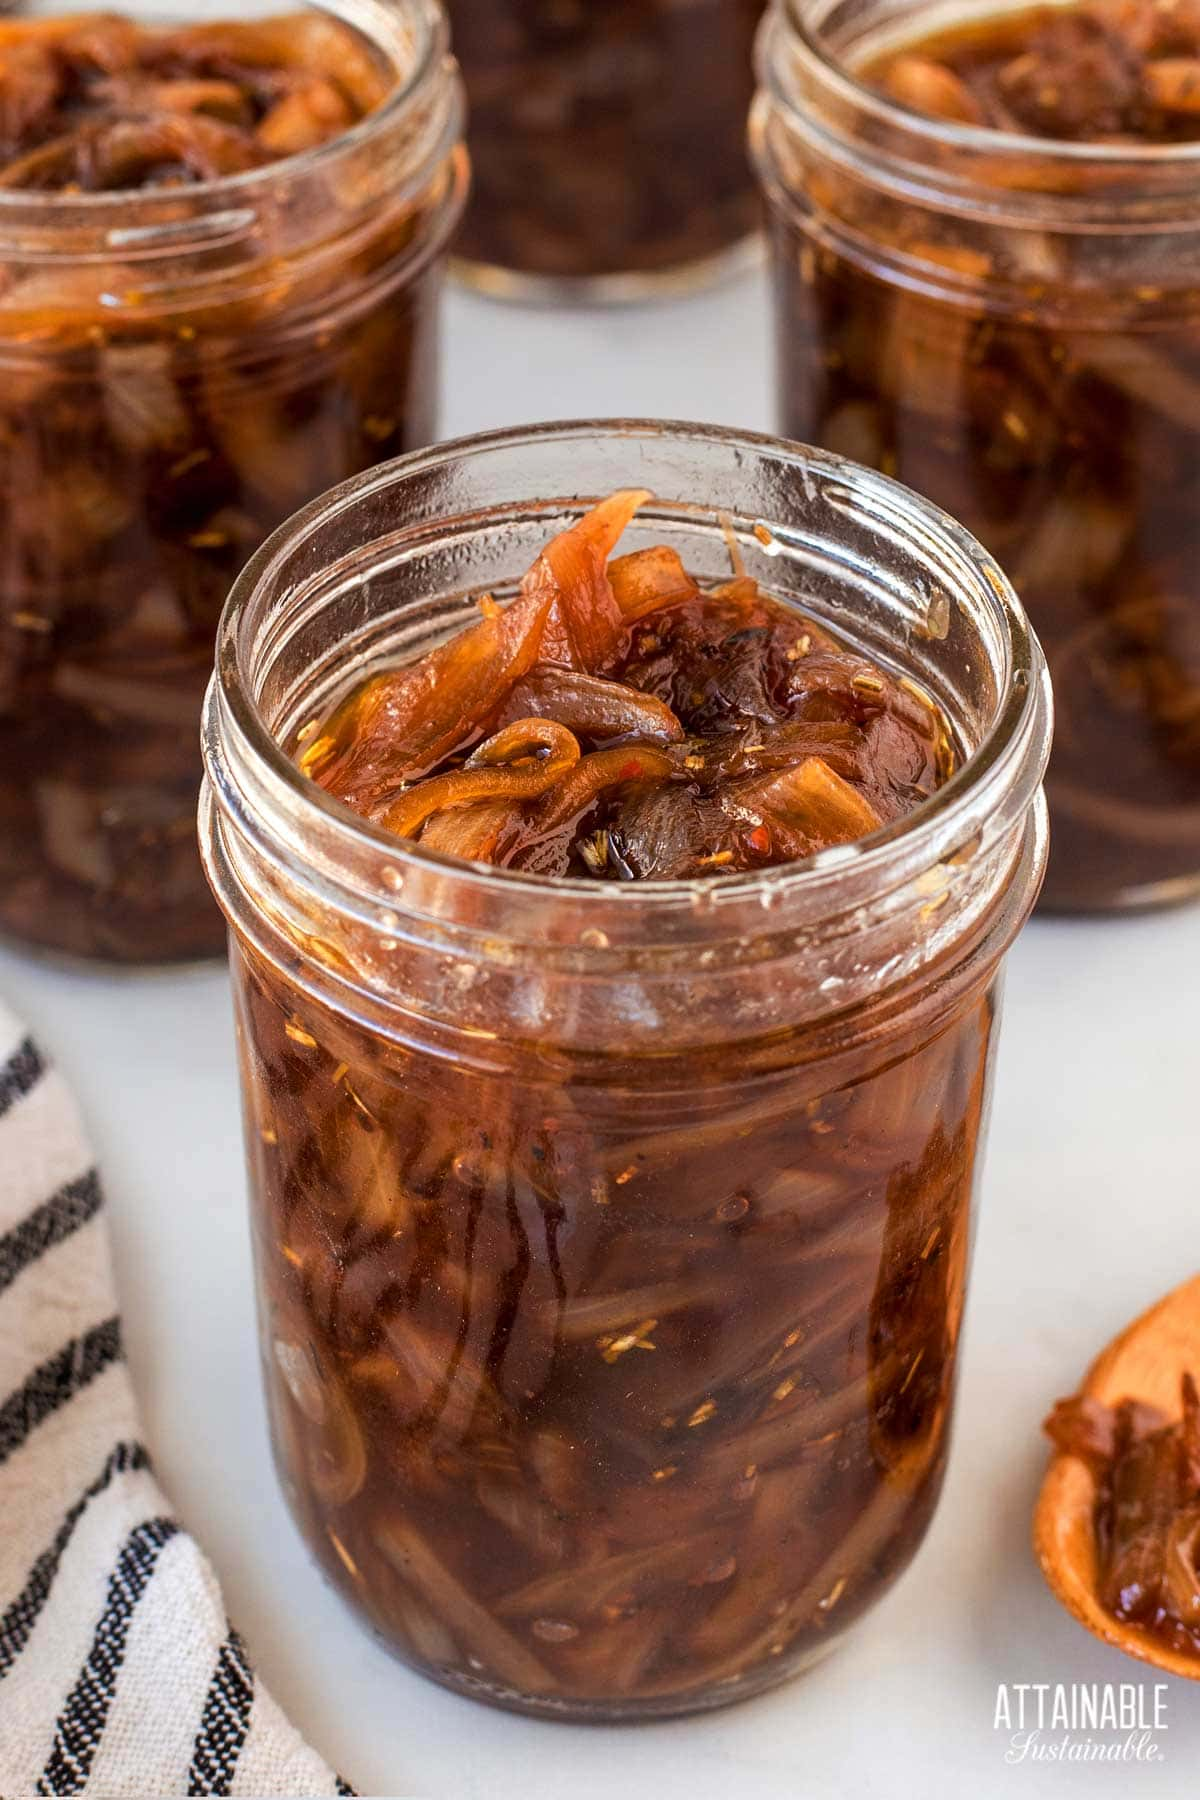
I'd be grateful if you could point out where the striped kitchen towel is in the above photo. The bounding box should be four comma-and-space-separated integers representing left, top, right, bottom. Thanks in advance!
0, 1005, 354, 1798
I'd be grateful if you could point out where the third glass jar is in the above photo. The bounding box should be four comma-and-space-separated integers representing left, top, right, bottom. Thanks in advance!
449, 0, 765, 298
752, 0, 1200, 912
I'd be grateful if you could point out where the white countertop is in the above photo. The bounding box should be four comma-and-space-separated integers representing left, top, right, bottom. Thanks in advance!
4, 270, 1199, 1799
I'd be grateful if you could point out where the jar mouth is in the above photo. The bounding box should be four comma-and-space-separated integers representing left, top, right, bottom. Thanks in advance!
770, 0, 1200, 173
0, 0, 452, 224
205, 419, 1051, 946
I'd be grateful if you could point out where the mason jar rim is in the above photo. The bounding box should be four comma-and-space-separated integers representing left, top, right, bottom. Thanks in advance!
765, 0, 1200, 188
203, 418, 1051, 954
0, 0, 453, 231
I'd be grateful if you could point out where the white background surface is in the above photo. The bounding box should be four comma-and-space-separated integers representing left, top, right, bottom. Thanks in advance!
3, 270, 1200, 1799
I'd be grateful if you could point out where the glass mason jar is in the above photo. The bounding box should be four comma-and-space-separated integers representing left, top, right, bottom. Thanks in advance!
448, 0, 764, 300
200, 420, 1049, 1718
751, 0, 1200, 913
0, 0, 466, 963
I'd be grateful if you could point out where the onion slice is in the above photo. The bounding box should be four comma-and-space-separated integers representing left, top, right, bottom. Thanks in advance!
382, 719, 580, 838
502, 667, 684, 744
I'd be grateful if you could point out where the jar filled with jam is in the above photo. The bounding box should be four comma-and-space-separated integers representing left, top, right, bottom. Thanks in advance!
752, 0, 1200, 912
200, 421, 1050, 1718
448, 0, 764, 298
0, 0, 466, 962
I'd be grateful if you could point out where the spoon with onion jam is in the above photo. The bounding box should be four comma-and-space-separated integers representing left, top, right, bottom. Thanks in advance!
1034, 1274, 1200, 1680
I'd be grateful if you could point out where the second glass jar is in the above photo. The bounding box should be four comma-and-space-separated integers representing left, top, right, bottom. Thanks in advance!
201, 420, 1049, 1718
752, 0, 1200, 913
0, 0, 465, 962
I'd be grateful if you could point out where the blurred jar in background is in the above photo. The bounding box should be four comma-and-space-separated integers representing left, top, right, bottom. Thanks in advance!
752, 0, 1200, 913
0, 0, 465, 961
450, 0, 764, 299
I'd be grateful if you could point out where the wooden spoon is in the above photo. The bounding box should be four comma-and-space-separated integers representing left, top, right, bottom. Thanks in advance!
1033, 1272, 1200, 1681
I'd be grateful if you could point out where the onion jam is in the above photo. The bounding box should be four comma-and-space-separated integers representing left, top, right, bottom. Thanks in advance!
301, 489, 953, 875
220, 490, 994, 1716
1046, 1377, 1200, 1658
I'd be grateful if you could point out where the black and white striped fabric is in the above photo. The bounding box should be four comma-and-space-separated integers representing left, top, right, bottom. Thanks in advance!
0, 1004, 353, 1798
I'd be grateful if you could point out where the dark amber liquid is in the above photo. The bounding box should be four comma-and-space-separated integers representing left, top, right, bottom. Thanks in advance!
238, 932, 995, 1713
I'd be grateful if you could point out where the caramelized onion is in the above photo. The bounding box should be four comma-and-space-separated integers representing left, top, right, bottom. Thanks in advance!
307, 589, 556, 805
733, 757, 882, 856
527, 489, 650, 670
531, 745, 677, 835
503, 668, 684, 744
609, 545, 699, 623
382, 719, 580, 838
0, 12, 390, 189
419, 802, 517, 863
309, 494, 947, 881
1044, 1376, 1200, 1658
